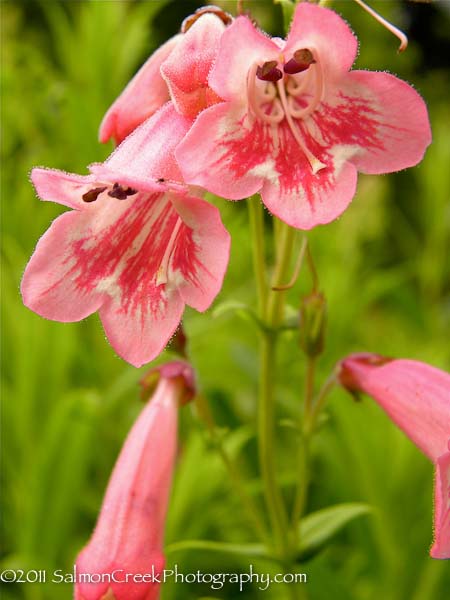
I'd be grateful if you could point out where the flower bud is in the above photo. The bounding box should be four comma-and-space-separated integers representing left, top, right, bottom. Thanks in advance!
299, 292, 327, 358
338, 353, 450, 559
75, 361, 196, 599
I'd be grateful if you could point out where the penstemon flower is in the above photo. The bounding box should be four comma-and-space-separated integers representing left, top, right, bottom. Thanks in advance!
21, 108, 230, 367
100, 6, 232, 145
339, 353, 450, 559
173, 2, 432, 229
75, 361, 195, 600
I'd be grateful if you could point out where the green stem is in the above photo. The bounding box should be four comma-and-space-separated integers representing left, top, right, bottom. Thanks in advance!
249, 211, 304, 600
258, 329, 290, 555
247, 197, 268, 315
195, 394, 268, 543
305, 372, 337, 435
291, 357, 315, 530
256, 223, 297, 558
267, 224, 297, 324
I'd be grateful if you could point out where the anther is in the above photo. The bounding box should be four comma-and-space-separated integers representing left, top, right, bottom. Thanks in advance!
256, 61, 283, 82
108, 182, 138, 200
82, 186, 107, 203
181, 6, 233, 33
283, 49, 316, 75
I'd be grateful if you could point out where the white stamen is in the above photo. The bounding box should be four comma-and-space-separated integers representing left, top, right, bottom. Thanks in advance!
246, 54, 327, 175
247, 64, 284, 124
287, 61, 324, 120
276, 79, 326, 174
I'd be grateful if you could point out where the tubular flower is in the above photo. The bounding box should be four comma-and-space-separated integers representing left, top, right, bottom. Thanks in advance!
174, 2, 432, 229
99, 35, 181, 145
75, 361, 195, 600
21, 107, 231, 367
339, 353, 450, 559
100, 6, 231, 145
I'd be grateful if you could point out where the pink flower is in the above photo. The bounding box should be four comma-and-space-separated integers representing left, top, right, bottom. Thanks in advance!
75, 361, 195, 600
339, 353, 450, 559
174, 2, 432, 229
21, 106, 230, 367
100, 7, 231, 145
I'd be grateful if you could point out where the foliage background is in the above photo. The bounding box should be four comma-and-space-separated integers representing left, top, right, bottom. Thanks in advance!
1, 0, 449, 598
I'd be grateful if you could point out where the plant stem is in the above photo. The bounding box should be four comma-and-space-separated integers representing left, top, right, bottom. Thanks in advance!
255, 222, 297, 557
291, 357, 315, 531
247, 197, 268, 315
195, 394, 268, 543
258, 328, 289, 555
306, 372, 337, 435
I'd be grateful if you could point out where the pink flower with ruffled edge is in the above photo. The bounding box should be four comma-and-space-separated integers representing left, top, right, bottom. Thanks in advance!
174, 2, 432, 230
21, 106, 230, 367
339, 353, 450, 559
100, 9, 230, 145
75, 361, 195, 600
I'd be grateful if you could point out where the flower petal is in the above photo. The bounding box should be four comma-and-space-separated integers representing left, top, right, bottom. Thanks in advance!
31, 168, 96, 210
176, 103, 269, 200
431, 448, 450, 559
285, 2, 358, 75
101, 102, 191, 183
161, 14, 225, 119
99, 34, 181, 145
261, 149, 357, 229
335, 71, 432, 174
209, 16, 280, 102
339, 355, 450, 461
176, 103, 358, 229
21, 210, 108, 322
169, 193, 231, 311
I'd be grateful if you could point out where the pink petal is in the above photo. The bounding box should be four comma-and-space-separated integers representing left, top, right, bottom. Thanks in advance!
169, 193, 231, 311
431, 448, 450, 559
176, 103, 277, 200
336, 71, 432, 174
176, 102, 358, 229
208, 16, 280, 102
101, 102, 191, 183
285, 2, 358, 75
31, 168, 96, 210
21, 210, 108, 322
160, 14, 225, 119
99, 34, 181, 145
260, 121, 358, 229
339, 355, 450, 461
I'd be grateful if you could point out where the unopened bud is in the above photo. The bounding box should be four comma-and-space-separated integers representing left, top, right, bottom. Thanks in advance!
299, 292, 326, 358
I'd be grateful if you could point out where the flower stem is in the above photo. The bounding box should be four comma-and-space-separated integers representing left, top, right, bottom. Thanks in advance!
252, 220, 297, 558
195, 394, 269, 543
258, 328, 289, 555
291, 357, 315, 530
247, 197, 268, 315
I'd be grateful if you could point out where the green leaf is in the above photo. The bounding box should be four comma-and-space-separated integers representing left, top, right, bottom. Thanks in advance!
165, 539, 268, 560
298, 503, 372, 560
212, 300, 263, 329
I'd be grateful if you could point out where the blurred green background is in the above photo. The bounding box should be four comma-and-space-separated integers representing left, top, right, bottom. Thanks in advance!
1, 0, 449, 598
